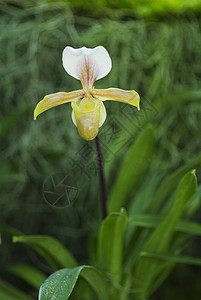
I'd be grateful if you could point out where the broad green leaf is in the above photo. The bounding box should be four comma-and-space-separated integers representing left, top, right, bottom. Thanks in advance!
8, 264, 46, 289
13, 235, 77, 270
128, 214, 201, 236
134, 170, 197, 299
98, 209, 127, 282
141, 251, 201, 267
39, 266, 110, 300
108, 125, 154, 212
0, 279, 32, 300
125, 184, 201, 268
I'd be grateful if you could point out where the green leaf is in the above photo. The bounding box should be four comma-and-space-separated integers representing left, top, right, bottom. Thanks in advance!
128, 214, 201, 236
185, 184, 201, 218
141, 251, 201, 267
134, 170, 197, 299
98, 209, 127, 282
38, 266, 110, 300
0, 279, 32, 300
151, 153, 201, 212
8, 264, 46, 289
149, 261, 175, 297
125, 173, 160, 248
13, 235, 77, 270
0, 224, 22, 236
119, 271, 132, 300
108, 125, 154, 212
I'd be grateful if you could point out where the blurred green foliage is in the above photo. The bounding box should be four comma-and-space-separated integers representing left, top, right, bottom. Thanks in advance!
12, 0, 201, 17
5, 167, 201, 300
0, 0, 201, 299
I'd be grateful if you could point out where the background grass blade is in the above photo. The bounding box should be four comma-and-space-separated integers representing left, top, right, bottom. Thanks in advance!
8, 264, 46, 289
151, 153, 201, 212
128, 214, 201, 236
108, 125, 154, 212
39, 266, 110, 300
134, 170, 197, 299
0, 105, 30, 140
141, 252, 201, 267
13, 235, 77, 270
0, 279, 32, 300
0, 224, 22, 236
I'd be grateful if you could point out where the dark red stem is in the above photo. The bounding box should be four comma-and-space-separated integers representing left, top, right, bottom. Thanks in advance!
95, 134, 107, 219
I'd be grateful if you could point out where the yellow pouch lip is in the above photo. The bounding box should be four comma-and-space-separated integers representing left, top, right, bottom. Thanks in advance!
71, 98, 101, 114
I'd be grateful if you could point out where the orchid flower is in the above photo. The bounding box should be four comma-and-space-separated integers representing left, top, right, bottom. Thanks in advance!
34, 46, 140, 141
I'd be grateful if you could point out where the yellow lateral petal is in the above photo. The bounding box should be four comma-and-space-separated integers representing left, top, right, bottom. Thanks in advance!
90, 88, 140, 110
34, 90, 84, 120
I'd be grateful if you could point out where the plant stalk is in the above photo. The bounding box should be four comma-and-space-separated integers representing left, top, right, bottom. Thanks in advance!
95, 134, 107, 219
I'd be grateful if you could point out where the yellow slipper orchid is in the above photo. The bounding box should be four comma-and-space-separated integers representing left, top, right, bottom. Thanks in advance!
34, 46, 140, 141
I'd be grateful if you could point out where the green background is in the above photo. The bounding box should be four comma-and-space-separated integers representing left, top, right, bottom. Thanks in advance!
0, 0, 201, 299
